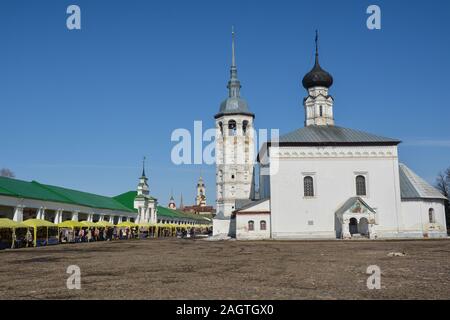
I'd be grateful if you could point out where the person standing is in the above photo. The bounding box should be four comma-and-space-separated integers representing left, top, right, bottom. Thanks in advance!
11, 230, 16, 249
87, 229, 92, 242
26, 229, 33, 247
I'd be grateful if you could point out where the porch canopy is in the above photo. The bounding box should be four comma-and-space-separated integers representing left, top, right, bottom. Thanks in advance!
335, 197, 377, 239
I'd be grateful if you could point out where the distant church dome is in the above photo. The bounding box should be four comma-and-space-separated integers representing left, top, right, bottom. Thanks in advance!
302, 31, 333, 89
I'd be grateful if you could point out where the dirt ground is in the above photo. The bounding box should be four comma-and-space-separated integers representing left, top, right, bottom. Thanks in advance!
0, 238, 449, 300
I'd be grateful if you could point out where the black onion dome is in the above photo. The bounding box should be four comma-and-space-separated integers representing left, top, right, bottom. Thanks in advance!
302, 55, 333, 89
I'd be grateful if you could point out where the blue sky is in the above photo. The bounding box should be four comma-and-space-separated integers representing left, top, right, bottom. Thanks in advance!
1, 0, 449, 205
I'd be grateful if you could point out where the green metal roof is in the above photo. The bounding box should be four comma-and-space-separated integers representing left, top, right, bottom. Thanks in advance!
36, 182, 134, 212
0, 177, 73, 203
0, 177, 134, 212
0, 177, 211, 222
113, 191, 138, 212
114, 191, 210, 222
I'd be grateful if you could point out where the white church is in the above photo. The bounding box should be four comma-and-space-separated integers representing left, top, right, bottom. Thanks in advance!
213, 31, 448, 240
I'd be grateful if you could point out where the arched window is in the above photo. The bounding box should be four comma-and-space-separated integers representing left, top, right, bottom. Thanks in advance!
218, 121, 223, 135
248, 220, 254, 231
304, 176, 314, 197
228, 120, 237, 136
429, 208, 435, 223
242, 120, 249, 135
356, 175, 367, 196
260, 220, 267, 231
319, 105, 323, 117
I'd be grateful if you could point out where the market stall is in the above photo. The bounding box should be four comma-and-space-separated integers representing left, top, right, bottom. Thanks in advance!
57, 220, 84, 243
116, 221, 139, 239
0, 218, 29, 250
23, 219, 59, 247
137, 222, 155, 239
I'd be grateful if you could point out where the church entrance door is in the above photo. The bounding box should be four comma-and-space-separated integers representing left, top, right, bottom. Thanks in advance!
349, 218, 358, 235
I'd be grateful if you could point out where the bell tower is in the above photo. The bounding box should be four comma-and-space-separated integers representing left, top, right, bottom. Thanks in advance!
196, 176, 207, 206
302, 31, 335, 126
134, 157, 156, 224
215, 28, 255, 219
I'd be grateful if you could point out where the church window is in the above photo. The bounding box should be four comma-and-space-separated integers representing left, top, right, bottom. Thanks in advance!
218, 122, 223, 135
248, 220, 254, 231
304, 176, 314, 197
243, 120, 249, 135
356, 175, 367, 196
319, 106, 323, 117
228, 120, 237, 136
231, 174, 235, 179
428, 208, 435, 223
260, 220, 267, 231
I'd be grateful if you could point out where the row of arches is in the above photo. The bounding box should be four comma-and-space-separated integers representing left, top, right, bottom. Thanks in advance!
218, 120, 250, 136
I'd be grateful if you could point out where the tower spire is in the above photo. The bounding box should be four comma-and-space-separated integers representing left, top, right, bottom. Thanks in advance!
180, 193, 184, 210
141, 156, 146, 177
228, 26, 241, 98
232, 26, 236, 68
314, 29, 321, 66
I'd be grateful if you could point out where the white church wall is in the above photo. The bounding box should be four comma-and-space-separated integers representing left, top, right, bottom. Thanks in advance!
269, 145, 403, 239
236, 213, 271, 240
213, 218, 232, 237
401, 199, 447, 238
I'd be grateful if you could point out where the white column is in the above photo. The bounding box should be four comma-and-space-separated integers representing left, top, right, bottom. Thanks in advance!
143, 208, 148, 223
369, 224, 377, 239
13, 206, 24, 222
135, 208, 141, 224
109, 216, 114, 224
54, 209, 63, 224
118, 216, 123, 224
342, 218, 351, 239
87, 214, 94, 222
71, 211, 79, 221
36, 207, 46, 220
98, 215, 104, 222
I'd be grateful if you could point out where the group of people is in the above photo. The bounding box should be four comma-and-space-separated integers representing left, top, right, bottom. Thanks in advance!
9, 228, 34, 249
59, 227, 138, 243
1, 224, 212, 250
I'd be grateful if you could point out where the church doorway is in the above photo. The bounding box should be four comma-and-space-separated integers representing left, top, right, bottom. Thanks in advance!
358, 218, 369, 236
349, 218, 358, 235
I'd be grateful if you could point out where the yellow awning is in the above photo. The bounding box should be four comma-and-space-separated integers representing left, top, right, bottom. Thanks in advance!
58, 220, 84, 229
23, 219, 56, 228
116, 221, 138, 228
95, 221, 115, 228
0, 218, 28, 229
80, 221, 98, 228
138, 222, 155, 228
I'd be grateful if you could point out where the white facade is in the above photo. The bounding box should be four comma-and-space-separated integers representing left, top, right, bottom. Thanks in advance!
235, 199, 271, 240
269, 145, 404, 239
401, 199, 447, 238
